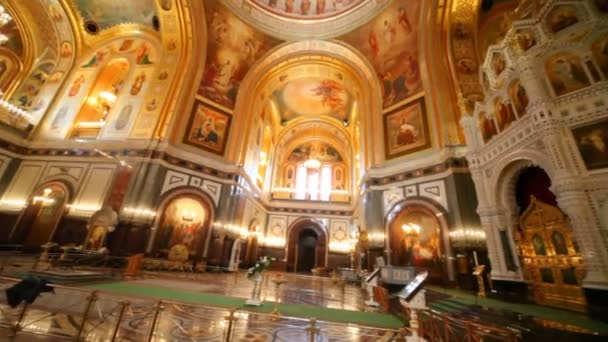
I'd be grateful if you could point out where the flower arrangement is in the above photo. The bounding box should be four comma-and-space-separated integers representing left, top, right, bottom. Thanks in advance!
247, 256, 275, 279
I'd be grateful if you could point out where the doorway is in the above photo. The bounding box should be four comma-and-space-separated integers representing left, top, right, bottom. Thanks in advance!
296, 229, 318, 273
12, 183, 69, 250
286, 219, 327, 273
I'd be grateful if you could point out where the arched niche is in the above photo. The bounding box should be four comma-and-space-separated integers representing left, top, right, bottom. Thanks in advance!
286, 218, 328, 273
10, 181, 71, 250
148, 188, 215, 262
230, 39, 382, 170
385, 198, 452, 283
68, 58, 131, 139
40, 35, 160, 140
243, 219, 261, 267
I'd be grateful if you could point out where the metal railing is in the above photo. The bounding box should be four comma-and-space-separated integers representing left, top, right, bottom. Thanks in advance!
0, 276, 410, 341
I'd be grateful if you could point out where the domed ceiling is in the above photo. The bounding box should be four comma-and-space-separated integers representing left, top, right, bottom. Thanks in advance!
249, 0, 366, 20
224, 0, 390, 40
73, 0, 158, 31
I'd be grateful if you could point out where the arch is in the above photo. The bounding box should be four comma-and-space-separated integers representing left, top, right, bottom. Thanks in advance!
243, 219, 261, 267
10, 181, 72, 249
492, 154, 555, 214
230, 39, 382, 168
384, 197, 454, 282
286, 218, 328, 272
147, 187, 215, 261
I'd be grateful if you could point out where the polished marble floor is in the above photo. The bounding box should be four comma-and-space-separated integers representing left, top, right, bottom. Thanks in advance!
133, 270, 375, 312
0, 272, 401, 341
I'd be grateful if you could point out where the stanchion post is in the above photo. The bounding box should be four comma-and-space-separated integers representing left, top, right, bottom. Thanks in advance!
14, 302, 30, 334
111, 301, 130, 341
76, 290, 99, 341
147, 301, 164, 342
305, 317, 319, 342
223, 309, 238, 342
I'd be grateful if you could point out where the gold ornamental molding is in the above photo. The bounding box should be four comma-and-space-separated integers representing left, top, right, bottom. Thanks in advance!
447, 0, 485, 116
223, 0, 391, 40
229, 39, 383, 168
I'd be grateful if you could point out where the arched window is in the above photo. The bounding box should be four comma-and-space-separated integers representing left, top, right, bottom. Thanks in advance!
294, 164, 332, 201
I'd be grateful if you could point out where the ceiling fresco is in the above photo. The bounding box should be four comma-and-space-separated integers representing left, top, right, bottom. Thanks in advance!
73, 0, 158, 31
0, 4, 23, 56
198, 0, 281, 109
339, 0, 422, 109
287, 141, 343, 163
249, 0, 365, 20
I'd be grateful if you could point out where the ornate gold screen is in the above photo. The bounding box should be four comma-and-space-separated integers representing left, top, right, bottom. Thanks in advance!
515, 196, 586, 312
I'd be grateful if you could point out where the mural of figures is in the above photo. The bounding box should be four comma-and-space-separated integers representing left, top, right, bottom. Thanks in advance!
509, 80, 529, 116
74, 0, 157, 31
82, 48, 111, 68
286, 141, 343, 164
198, 0, 281, 109
479, 112, 498, 143
513, 28, 537, 53
491, 52, 507, 76
592, 34, 608, 78
572, 119, 608, 170
0, 5, 23, 57
494, 98, 516, 131
339, 1, 422, 108
156, 197, 208, 258
12, 62, 54, 110
184, 99, 232, 155
383, 97, 430, 159
546, 5, 579, 33
68, 74, 86, 97
114, 104, 133, 130
251, 0, 364, 19
271, 77, 352, 122
60, 41, 73, 58
546, 53, 590, 96
130, 72, 147, 95
135, 42, 153, 64
390, 206, 441, 270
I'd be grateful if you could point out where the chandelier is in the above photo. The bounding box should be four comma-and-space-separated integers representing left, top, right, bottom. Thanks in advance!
303, 157, 321, 170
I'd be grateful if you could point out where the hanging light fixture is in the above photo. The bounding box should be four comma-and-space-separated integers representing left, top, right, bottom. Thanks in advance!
303, 141, 321, 170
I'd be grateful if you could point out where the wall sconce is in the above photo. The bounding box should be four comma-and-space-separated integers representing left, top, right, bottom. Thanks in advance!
33, 188, 55, 205
181, 209, 196, 222
401, 223, 421, 236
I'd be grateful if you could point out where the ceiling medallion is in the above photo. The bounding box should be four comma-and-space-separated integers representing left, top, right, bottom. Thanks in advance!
223, 0, 391, 40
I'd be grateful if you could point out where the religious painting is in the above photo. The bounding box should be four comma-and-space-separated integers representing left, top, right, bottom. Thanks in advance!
271, 77, 353, 122
383, 97, 430, 159
494, 97, 516, 131
250, 0, 364, 19
184, 99, 232, 155
546, 5, 579, 34
389, 206, 441, 269
512, 28, 537, 53
571, 119, 608, 171
60, 41, 72, 58
198, 0, 281, 109
545, 53, 590, 96
286, 141, 343, 164
0, 6, 23, 57
12, 62, 55, 110
491, 52, 507, 77
508, 80, 529, 116
134, 42, 153, 65
592, 34, 608, 78
339, 0, 422, 108
113, 104, 133, 131
155, 197, 208, 258
478, 112, 497, 143
130, 72, 147, 95
74, 0, 157, 31
161, 0, 172, 11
